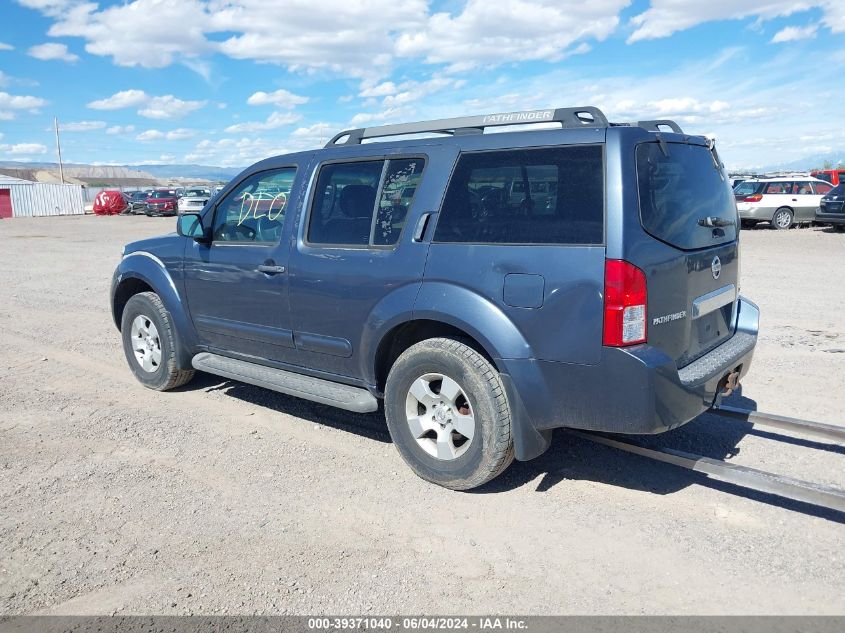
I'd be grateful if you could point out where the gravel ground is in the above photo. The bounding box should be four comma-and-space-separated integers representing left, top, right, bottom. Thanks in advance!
0, 215, 843, 616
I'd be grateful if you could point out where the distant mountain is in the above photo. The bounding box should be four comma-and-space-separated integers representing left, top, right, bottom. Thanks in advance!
0, 160, 241, 183
734, 150, 845, 174
131, 164, 242, 182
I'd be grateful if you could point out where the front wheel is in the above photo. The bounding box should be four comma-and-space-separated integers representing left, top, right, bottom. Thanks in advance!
772, 207, 793, 230
120, 291, 194, 391
384, 337, 514, 490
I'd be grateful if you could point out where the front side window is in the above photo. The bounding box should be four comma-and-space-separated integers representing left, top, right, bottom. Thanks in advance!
212, 167, 296, 243
307, 158, 426, 247
434, 146, 604, 245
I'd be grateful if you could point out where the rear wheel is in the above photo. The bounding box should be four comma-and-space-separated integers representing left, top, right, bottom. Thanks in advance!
121, 292, 194, 391
384, 337, 514, 490
772, 207, 793, 230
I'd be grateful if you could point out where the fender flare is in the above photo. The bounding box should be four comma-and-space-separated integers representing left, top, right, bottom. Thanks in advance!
363, 281, 550, 461
114, 252, 197, 369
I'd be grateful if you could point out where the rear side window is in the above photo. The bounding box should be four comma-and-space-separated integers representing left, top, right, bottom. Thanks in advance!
814, 182, 834, 194
307, 158, 425, 247
434, 146, 604, 245
636, 142, 736, 251
764, 182, 792, 194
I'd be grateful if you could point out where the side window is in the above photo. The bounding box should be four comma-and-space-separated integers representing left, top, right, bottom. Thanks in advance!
434, 145, 603, 245
212, 167, 296, 243
307, 158, 426, 247
373, 158, 425, 246
796, 181, 813, 195
814, 182, 833, 194
764, 182, 788, 194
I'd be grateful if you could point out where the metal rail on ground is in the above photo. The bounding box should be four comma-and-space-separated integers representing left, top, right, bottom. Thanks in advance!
711, 404, 845, 444
567, 426, 845, 514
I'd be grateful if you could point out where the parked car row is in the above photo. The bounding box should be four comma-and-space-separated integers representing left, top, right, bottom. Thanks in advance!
733, 177, 839, 230
93, 186, 221, 217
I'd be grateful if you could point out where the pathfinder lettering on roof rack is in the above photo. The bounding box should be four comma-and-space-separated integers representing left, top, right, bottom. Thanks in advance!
482, 110, 554, 124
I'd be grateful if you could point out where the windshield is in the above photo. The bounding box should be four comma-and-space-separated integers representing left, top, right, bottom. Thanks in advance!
829, 184, 845, 196
150, 191, 174, 199
636, 142, 737, 251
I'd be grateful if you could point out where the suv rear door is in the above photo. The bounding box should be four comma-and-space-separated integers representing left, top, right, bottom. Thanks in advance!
631, 140, 740, 369
286, 145, 453, 379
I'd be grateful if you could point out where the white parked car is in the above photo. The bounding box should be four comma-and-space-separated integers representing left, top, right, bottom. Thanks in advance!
177, 188, 211, 215
734, 177, 834, 229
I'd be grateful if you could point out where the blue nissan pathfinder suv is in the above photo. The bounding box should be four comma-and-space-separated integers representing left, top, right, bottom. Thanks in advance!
111, 106, 759, 490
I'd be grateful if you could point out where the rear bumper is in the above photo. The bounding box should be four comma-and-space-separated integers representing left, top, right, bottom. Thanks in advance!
736, 204, 775, 220
815, 212, 845, 225
500, 296, 759, 461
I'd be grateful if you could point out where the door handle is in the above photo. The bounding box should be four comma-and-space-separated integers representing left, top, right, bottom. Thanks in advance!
257, 264, 286, 275
413, 213, 431, 242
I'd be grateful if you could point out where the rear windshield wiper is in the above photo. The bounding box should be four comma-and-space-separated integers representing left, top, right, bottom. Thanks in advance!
698, 216, 736, 228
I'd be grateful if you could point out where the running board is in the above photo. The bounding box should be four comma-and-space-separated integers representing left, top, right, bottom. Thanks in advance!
191, 352, 379, 413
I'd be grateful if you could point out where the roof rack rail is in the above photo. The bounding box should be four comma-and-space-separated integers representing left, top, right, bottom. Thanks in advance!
636, 120, 684, 134
325, 106, 611, 147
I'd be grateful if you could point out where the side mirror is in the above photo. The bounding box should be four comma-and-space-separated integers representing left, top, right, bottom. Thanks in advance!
177, 213, 209, 242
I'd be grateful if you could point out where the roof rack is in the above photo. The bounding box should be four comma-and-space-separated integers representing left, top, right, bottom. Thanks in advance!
325, 107, 684, 147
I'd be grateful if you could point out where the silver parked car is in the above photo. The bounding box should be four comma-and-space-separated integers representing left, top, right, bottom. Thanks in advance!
734, 177, 834, 229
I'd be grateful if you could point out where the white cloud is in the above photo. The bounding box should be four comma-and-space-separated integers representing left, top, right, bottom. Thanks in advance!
0, 142, 48, 156
628, 1, 842, 43
87, 89, 205, 119
136, 128, 196, 141
772, 23, 819, 42
246, 89, 308, 108
27, 42, 79, 62
0, 42, 13, 51
105, 124, 135, 134
224, 111, 301, 133
0, 91, 47, 109
87, 89, 148, 110
0, 111, 14, 120
183, 135, 296, 167
24, 0, 426, 77
138, 95, 206, 119
48, 0, 211, 68
61, 120, 106, 131
395, 0, 627, 71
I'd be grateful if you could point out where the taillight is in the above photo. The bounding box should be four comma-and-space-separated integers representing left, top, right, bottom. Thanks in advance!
603, 259, 647, 347
743, 194, 763, 202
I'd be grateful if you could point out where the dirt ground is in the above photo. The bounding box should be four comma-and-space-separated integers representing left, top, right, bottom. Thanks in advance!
0, 215, 843, 616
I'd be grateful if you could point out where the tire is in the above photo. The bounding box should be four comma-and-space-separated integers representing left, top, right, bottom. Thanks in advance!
772, 207, 793, 230
384, 337, 514, 490
120, 291, 194, 391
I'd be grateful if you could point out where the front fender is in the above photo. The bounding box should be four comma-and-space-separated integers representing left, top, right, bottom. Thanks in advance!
113, 252, 197, 369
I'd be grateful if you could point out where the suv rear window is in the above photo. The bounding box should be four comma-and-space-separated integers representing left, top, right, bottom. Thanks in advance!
636, 142, 736, 251
434, 146, 603, 245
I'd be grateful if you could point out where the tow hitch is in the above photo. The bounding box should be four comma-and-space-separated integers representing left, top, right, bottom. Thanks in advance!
720, 369, 741, 397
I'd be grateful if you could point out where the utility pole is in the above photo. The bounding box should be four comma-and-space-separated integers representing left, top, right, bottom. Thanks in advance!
54, 117, 65, 184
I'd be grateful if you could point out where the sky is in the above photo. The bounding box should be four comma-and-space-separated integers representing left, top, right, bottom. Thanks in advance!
0, 0, 843, 170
